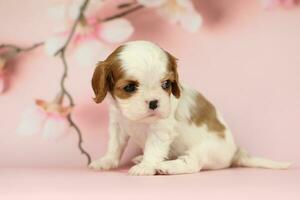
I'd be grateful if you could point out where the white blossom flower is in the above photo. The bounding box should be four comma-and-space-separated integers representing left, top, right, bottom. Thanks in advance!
139, 0, 202, 33
48, 0, 104, 22
45, 17, 133, 66
45, 0, 134, 67
17, 97, 72, 140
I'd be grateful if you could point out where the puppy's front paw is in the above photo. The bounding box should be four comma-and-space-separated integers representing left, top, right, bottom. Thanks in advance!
156, 162, 173, 175
89, 157, 119, 171
129, 163, 156, 176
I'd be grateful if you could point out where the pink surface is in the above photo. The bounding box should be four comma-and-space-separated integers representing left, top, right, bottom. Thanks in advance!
1, 168, 300, 199
0, 1, 299, 168
1, 1, 300, 198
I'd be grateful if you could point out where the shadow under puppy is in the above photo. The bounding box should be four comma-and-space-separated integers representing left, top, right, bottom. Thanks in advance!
89, 40, 290, 175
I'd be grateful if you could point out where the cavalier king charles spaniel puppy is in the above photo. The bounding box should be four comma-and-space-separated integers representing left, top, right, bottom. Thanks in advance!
89, 40, 290, 175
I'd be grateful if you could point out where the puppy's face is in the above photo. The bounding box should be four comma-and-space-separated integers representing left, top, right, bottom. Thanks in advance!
92, 41, 180, 123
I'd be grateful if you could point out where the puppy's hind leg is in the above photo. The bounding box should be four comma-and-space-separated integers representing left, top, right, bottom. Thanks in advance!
156, 155, 202, 175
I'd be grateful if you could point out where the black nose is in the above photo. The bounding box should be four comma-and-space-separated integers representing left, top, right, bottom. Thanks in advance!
149, 100, 158, 110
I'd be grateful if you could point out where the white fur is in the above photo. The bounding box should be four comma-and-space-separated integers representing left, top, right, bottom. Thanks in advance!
89, 41, 290, 175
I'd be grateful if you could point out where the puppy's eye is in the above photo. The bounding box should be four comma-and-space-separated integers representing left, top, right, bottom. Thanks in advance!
123, 83, 137, 93
162, 80, 171, 89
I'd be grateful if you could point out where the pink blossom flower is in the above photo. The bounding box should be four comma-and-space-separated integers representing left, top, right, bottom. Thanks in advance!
262, 0, 296, 9
138, 0, 202, 33
17, 97, 72, 140
48, 0, 104, 22
45, 0, 134, 67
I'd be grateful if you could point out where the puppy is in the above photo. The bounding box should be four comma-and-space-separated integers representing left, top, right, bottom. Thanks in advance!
89, 40, 290, 175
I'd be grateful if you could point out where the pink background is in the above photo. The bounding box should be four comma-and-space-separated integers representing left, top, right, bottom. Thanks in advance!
0, 0, 300, 169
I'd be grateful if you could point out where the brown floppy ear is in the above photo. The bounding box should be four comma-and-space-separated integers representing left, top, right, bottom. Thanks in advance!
166, 51, 181, 98
91, 61, 112, 103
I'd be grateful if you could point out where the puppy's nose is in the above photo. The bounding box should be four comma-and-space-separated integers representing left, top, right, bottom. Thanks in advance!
149, 100, 158, 110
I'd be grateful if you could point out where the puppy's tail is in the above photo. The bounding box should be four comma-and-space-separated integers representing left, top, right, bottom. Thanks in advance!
231, 148, 291, 169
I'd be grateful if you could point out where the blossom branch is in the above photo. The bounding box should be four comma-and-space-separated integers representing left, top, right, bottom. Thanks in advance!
1, 1, 143, 55
60, 52, 74, 106
1, 0, 145, 166
60, 51, 91, 164
0, 42, 44, 54
54, 0, 89, 56
117, 1, 138, 9
54, 0, 92, 165
102, 4, 144, 22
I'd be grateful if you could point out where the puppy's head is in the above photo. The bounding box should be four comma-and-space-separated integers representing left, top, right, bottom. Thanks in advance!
92, 41, 180, 122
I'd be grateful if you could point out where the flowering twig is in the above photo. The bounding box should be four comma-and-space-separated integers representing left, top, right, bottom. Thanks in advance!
0, 0, 145, 166
54, 0, 92, 165
0, 42, 44, 54
102, 4, 144, 22
60, 50, 91, 165
0, 0, 92, 165
54, 0, 89, 56
117, 1, 138, 9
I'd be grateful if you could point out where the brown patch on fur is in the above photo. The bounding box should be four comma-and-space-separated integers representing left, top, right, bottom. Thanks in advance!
165, 51, 181, 98
92, 46, 127, 103
190, 93, 225, 138
161, 73, 175, 96
113, 79, 139, 99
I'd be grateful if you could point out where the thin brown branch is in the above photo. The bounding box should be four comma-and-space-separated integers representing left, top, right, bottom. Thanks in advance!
59, 51, 74, 106
0, 42, 44, 53
60, 51, 91, 164
117, 1, 137, 9
102, 5, 144, 22
67, 114, 91, 165
56, 0, 92, 165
